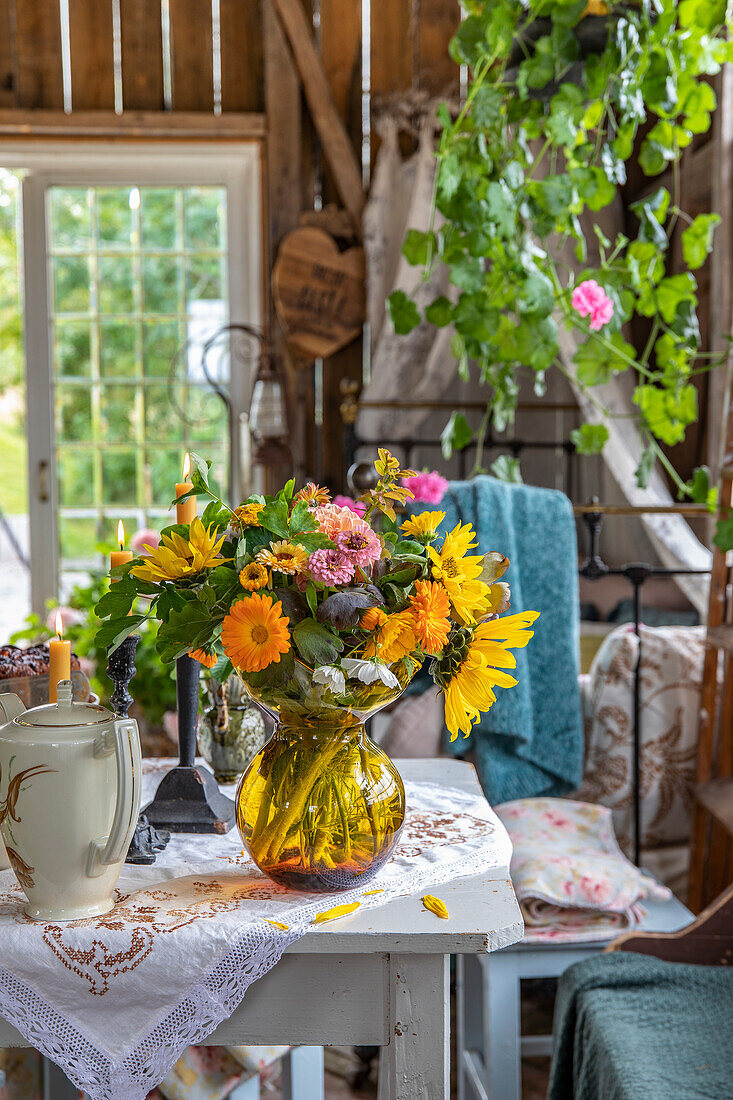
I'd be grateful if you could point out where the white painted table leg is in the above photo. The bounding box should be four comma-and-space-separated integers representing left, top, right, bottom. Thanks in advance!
379, 953, 450, 1100
484, 953, 521, 1100
281, 1046, 324, 1100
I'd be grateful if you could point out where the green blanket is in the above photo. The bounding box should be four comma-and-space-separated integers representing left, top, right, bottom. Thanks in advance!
548, 953, 733, 1100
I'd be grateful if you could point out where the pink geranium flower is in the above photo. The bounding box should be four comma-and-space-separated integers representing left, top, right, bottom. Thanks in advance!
307, 548, 355, 586
571, 279, 614, 331
332, 494, 366, 516
402, 470, 448, 504
131, 527, 160, 554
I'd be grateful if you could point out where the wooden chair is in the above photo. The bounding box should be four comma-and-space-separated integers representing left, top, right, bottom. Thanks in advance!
607, 880, 733, 965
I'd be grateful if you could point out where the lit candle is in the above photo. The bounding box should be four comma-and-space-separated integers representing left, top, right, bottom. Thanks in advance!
110, 520, 133, 582
48, 610, 71, 704
176, 452, 197, 525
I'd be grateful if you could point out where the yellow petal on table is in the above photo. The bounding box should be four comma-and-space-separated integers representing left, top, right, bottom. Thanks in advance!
263, 919, 290, 930
422, 894, 450, 920
362, 889, 384, 895
314, 902, 361, 924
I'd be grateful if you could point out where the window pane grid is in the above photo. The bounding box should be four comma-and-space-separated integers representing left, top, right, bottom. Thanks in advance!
51, 185, 229, 573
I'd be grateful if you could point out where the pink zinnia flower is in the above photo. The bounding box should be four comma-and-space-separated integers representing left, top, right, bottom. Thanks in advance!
332, 494, 366, 516
571, 279, 613, 331
131, 527, 160, 554
334, 526, 382, 568
307, 548, 355, 586
312, 503, 366, 539
403, 470, 448, 504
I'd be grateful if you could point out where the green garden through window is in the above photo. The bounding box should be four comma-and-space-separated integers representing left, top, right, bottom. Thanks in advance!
50, 184, 230, 578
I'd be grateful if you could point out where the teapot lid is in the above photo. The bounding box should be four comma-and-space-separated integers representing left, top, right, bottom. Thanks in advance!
17, 680, 114, 727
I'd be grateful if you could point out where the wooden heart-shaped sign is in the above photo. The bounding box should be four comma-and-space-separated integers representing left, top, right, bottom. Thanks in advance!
272, 227, 365, 361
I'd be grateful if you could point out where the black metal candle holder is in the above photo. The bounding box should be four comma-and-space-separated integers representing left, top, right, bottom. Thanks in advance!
142, 654, 236, 834
106, 635, 171, 865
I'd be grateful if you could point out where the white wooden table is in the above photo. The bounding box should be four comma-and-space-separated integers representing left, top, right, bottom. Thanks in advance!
0, 759, 522, 1100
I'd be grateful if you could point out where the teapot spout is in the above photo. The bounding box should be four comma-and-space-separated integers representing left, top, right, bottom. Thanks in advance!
0, 694, 26, 722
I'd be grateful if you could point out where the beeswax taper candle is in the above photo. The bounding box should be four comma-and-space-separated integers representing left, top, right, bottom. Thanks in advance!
49, 610, 70, 704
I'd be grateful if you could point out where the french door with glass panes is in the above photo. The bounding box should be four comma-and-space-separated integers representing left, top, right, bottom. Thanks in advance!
5, 144, 261, 613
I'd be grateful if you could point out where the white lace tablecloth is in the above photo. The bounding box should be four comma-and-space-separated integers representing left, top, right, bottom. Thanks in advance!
0, 759, 513, 1100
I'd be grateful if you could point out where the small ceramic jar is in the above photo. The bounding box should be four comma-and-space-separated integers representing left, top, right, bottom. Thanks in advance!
198, 674, 268, 783
0, 680, 142, 921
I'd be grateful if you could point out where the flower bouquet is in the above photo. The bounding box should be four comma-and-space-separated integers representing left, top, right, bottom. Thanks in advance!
97, 451, 538, 891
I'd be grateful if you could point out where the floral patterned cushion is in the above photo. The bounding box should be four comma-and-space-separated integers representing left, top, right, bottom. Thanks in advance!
150, 1046, 288, 1100
575, 625, 706, 854
497, 797, 670, 943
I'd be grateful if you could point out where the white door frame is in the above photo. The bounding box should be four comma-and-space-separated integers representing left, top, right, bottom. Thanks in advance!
0, 141, 263, 614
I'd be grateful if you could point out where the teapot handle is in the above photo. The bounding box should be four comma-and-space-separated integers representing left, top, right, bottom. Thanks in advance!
87, 720, 142, 877
0, 694, 25, 722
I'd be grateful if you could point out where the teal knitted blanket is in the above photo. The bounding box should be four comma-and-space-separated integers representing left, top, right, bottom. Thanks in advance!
548, 953, 733, 1099
406, 475, 583, 803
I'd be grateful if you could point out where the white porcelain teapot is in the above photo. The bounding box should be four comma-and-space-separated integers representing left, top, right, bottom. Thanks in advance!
0, 680, 142, 921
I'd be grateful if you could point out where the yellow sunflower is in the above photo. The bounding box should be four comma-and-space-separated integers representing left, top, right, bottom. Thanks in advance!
400, 511, 446, 540
427, 522, 491, 625
132, 518, 226, 584
189, 516, 229, 570
189, 648, 218, 669
256, 540, 308, 576
239, 562, 269, 591
221, 593, 291, 672
409, 580, 451, 654
441, 611, 540, 740
231, 501, 264, 533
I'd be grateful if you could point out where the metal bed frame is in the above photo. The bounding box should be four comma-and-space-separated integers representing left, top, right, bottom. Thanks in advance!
341, 390, 712, 866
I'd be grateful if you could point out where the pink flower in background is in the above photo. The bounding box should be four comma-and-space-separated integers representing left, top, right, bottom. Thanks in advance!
334, 526, 382, 568
307, 548, 355, 586
46, 606, 82, 633
131, 528, 160, 554
163, 710, 178, 745
332, 494, 366, 516
571, 279, 614, 331
403, 470, 448, 504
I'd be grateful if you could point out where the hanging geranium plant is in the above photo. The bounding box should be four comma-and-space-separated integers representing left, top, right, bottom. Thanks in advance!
388, 0, 733, 546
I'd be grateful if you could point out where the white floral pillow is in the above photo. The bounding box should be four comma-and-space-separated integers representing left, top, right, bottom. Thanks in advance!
498, 797, 669, 943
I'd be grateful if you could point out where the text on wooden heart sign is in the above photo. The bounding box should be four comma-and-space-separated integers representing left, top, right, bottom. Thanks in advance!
272, 227, 365, 362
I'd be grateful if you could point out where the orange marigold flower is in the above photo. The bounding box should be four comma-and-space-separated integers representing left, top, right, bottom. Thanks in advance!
296, 482, 331, 507
361, 606, 388, 632
239, 562, 269, 591
409, 579, 451, 654
221, 593, 291, 672
364, 609, 416, 663
189, 648, 218, 669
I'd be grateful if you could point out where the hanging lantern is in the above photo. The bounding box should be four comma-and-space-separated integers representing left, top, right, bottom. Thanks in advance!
250, 370, 288, 441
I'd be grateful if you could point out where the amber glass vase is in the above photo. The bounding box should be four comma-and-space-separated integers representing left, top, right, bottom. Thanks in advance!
235, 658, 415, 892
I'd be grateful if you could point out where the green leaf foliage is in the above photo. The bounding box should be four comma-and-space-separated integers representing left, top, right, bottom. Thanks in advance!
682, 214, 721, 269
570, 423, 609, 455
441, 411, 473, 459
292, 619, 344, 667
391, 0, 730, 502
388, 290, 421, 335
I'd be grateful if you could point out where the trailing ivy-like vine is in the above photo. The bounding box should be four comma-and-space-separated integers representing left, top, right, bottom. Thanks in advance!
389, 0, 733, 545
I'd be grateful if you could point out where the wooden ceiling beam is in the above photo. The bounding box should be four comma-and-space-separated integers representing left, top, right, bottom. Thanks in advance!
0, 108, 266, 139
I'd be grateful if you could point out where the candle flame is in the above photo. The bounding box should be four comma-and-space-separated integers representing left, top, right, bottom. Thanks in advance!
183, 452, 191, 480
117, 519, 125, 550
55, 610, 63, 638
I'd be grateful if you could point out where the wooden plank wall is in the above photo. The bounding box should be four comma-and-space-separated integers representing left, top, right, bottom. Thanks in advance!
0, 0, 460, 488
